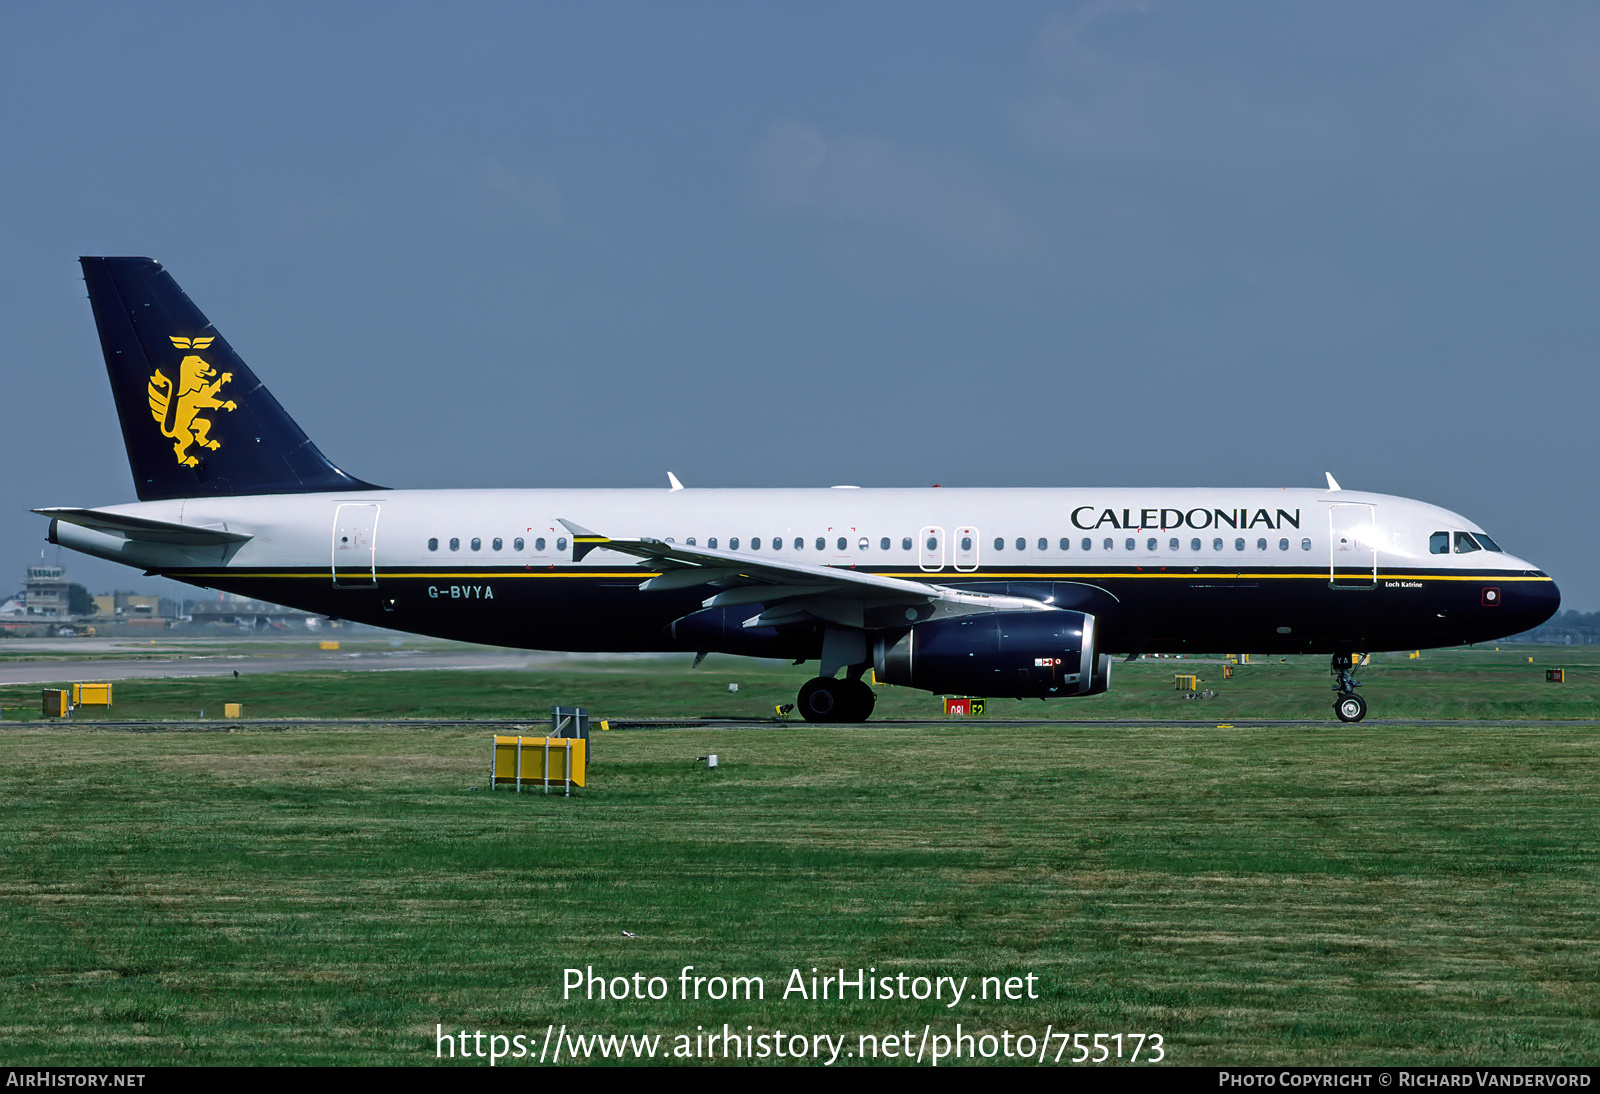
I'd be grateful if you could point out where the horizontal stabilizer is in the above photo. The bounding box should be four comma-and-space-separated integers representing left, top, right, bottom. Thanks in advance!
35, 508, 254, 547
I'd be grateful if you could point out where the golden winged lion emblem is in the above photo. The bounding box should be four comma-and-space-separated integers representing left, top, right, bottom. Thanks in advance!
149, 336, 237, 466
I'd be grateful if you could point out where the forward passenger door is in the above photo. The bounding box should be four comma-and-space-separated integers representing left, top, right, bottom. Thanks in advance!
1328, 503, 1377, 589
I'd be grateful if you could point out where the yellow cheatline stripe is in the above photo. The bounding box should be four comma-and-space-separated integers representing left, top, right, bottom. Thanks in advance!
382, 572, 652, 579
177, 568, 1553, 583
180, 571, 658, 580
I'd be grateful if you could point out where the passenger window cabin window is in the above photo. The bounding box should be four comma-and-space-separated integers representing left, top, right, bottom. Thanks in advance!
708, 537, 718, 549
926, 536, 938, 551
1169, 538, 1179, 551
1039, 538, 1048, 551
1146, 538, 1157, 551
1083, 538, 1092, 551
1060, 538, 1071, 551
428, 538, 438, 551
816, 537, 825, 550
1430, 532, 1450, 554
686, 537, 696, 546
1454, 532, 1482, 554
752, 538, 761, 550
514, 538, 524, 551
492, 538, 502, 551
1301, 538, 1312, 551
1235, 538, 1245, 551
1103, 538, 1113, 550
730, 537, 740, 550
994, 538, 1005, 551
556, 537, 568, 551
1213, 538, 1223, 551
449, 538, 460, 551
535, 537, 546, 551
470, 538, 481, 551
961, 536, 972, 551
1190, 538, 1200, 551
1256, 538, 1267, 551
1125, 538, 1135, 550
858, 537, 868, 550
902, 537, 913, 551
880, 537, 891, 550
1279, 538, 1288, 551
1016, 538, 1026, 551
773, 538, 782, 551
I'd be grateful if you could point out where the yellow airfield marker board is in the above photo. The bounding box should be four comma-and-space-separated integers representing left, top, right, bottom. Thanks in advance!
492, 736, 586, 794
72, 683, 113, 706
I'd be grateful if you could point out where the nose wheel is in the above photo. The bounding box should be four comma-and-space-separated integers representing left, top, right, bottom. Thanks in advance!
796, 677, 877, 723
1334, 692, 1367, 722
1331, 653, 1367, 722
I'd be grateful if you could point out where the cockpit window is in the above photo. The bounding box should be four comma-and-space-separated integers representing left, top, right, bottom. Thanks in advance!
1475, 533, 1504, 552
1429, 532, 1449, 555
1454, 531, 1482, 554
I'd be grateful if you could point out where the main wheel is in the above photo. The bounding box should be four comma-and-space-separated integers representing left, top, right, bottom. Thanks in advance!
797, 677, 844, 722
1334, 692, 1367, 723
839, 678, 877, 723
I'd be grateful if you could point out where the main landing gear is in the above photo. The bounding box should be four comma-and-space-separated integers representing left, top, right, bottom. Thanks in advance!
1331, 653, 1367, 722
796, 674, 877, 723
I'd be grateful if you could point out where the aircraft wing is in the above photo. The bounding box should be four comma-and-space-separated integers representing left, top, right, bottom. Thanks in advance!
560, 519, 1053, 629
565, 521, 932, 597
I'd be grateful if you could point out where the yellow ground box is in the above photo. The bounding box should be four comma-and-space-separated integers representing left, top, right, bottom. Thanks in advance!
42, 690, 69, 718
72, 683, 112, 706
1174, 674, 1200, 691
319, 640, 340, 650
492, 736, 586, 791
224, 703, 243, 718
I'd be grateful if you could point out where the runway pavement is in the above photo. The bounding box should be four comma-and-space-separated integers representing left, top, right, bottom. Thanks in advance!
0, 643, 666, 686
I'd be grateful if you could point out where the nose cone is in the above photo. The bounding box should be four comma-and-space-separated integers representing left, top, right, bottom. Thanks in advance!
1507, 574, 1561, 635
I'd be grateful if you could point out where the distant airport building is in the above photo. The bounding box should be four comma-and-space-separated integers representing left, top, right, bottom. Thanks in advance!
90, 591, 173, 624
23, 565, 68, 617
1514, 612, 1599, 644
5, 561, 324, 634
189, 591, 323, 630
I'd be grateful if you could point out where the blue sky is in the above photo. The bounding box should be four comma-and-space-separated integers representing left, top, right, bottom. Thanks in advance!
5, 2, 1598, 608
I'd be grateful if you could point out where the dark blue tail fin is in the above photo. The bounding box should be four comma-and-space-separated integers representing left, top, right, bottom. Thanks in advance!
80, 257, 383, 501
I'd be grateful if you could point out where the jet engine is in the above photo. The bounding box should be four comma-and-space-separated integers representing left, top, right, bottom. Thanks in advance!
873, 610, 1107, 699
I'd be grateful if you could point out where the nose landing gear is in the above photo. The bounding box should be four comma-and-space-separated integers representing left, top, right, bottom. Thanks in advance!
1331, 653, 1367, 722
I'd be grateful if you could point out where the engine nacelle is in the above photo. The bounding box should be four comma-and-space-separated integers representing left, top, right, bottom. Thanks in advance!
1084, 651, 1113, 696
874, 610, 1102, 698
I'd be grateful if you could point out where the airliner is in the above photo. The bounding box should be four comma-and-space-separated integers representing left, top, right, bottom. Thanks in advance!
39, 258, 1560, 723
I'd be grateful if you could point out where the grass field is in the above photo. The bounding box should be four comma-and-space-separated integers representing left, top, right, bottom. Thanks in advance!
0, 647, 1596, 1066
4, 642, 1600, 723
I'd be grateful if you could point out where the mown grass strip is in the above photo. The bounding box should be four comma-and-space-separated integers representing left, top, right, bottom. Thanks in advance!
0, 717, 1595, 1065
